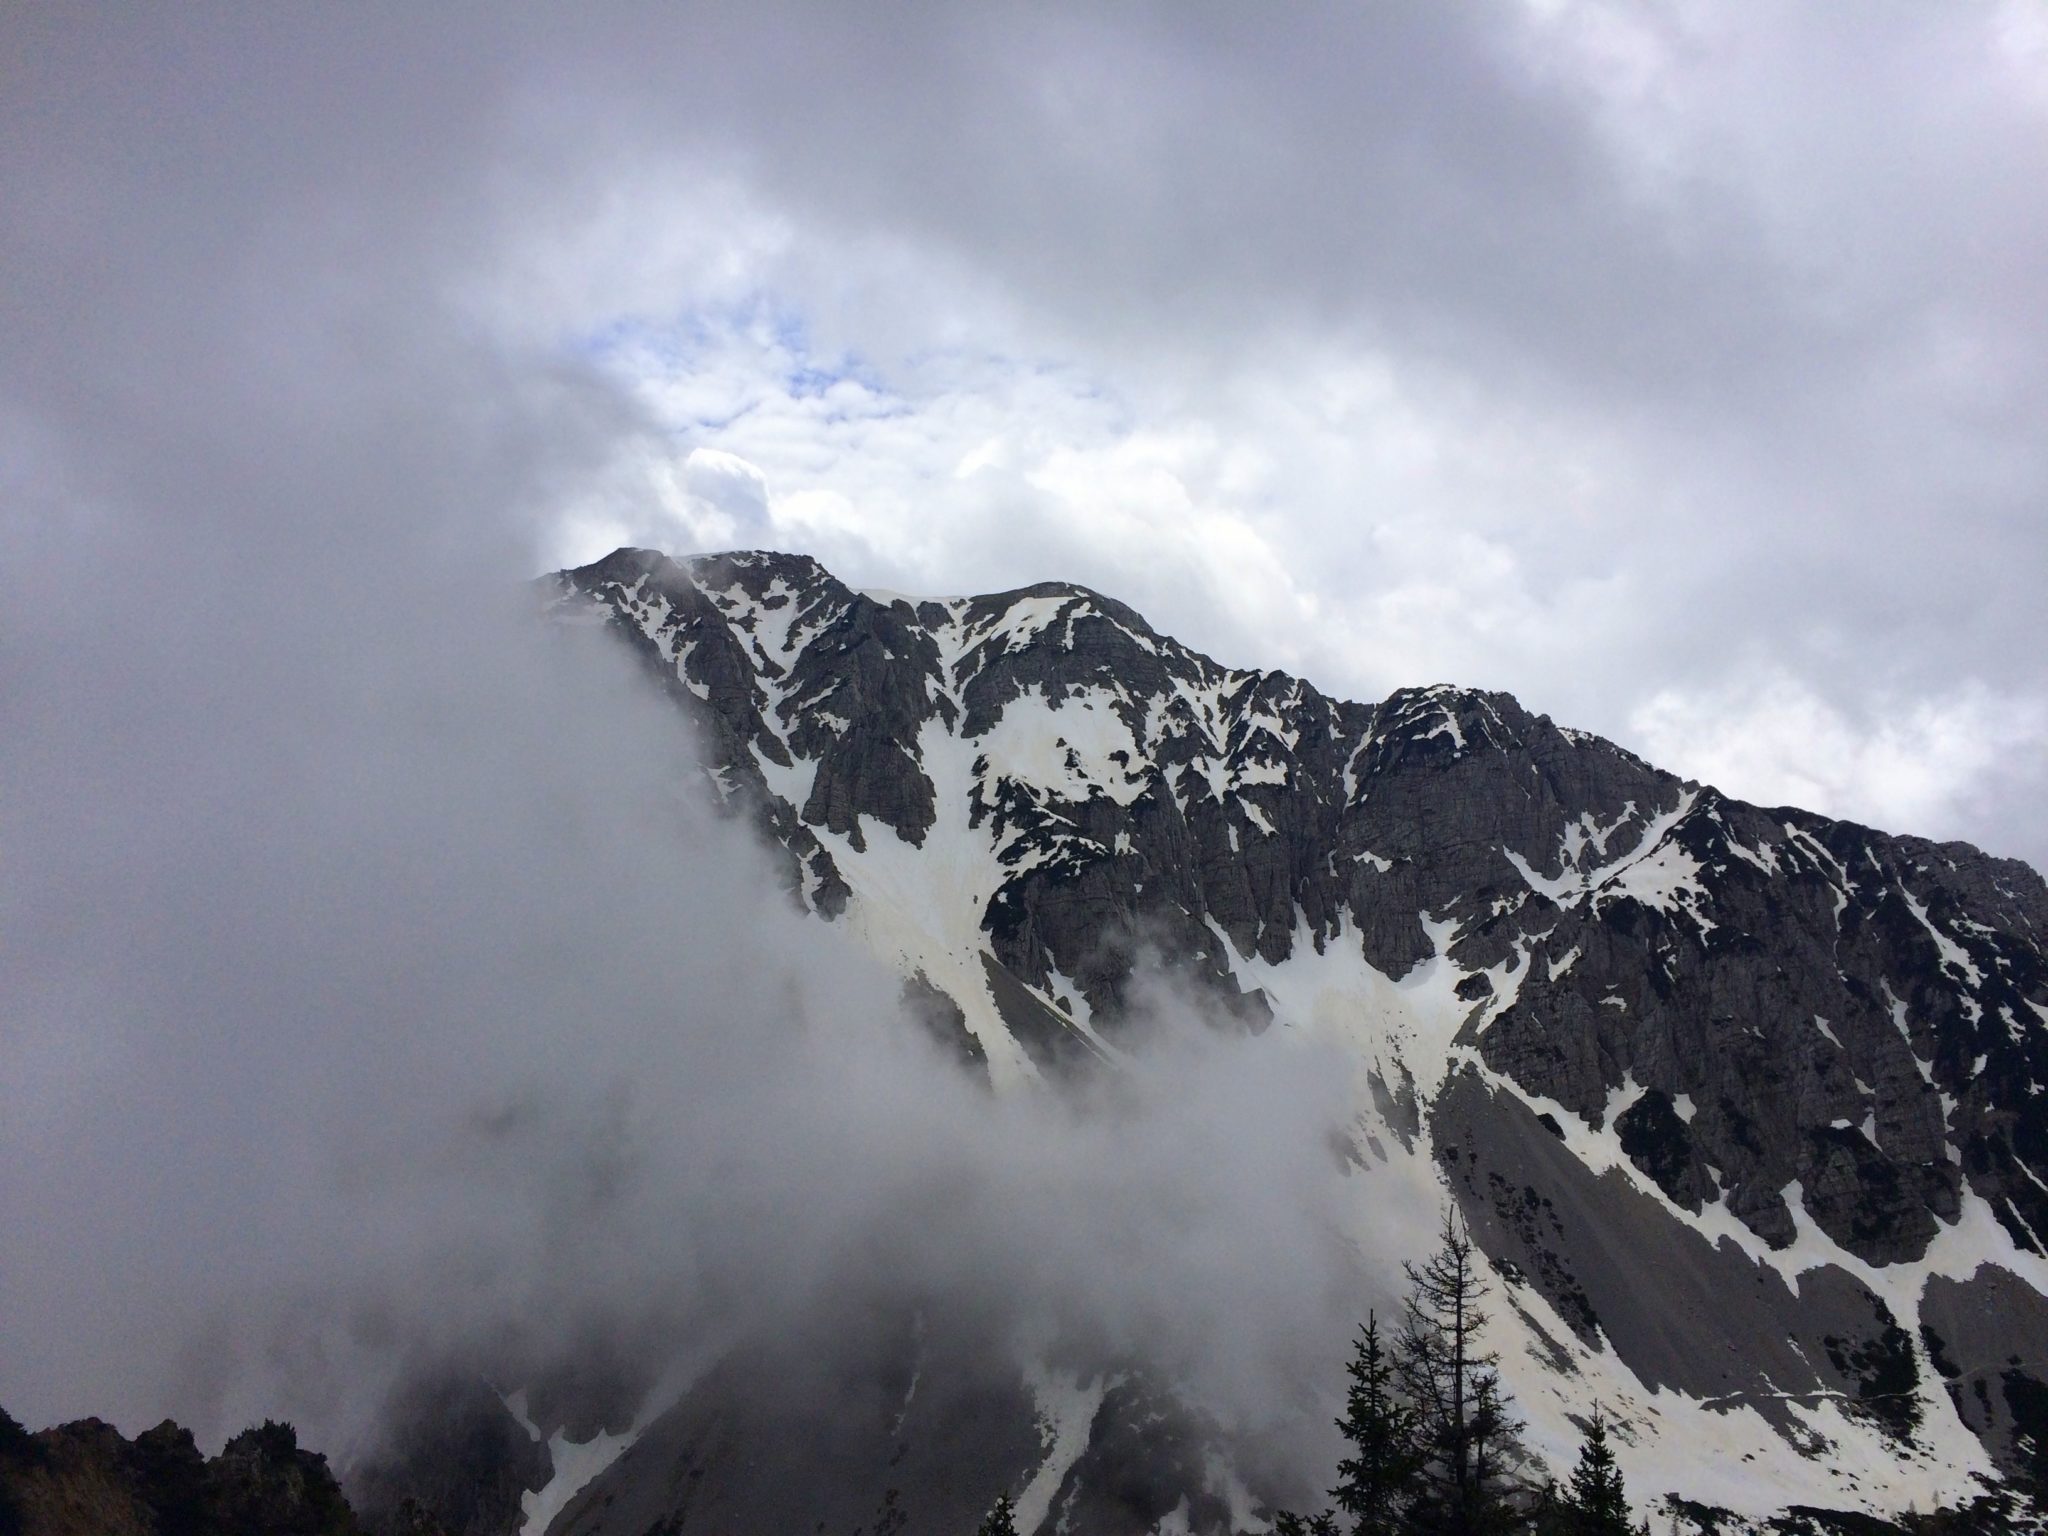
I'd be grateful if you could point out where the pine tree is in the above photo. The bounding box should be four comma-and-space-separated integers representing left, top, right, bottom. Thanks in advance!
974, 1493, 1019, 1536
1553, 1407, 1640, 1536
1396, 1213, 1524, 1535
1273, 1512, 1340, 1536
1332, 1312, 1419, 1535
1464, 1373, 1520, 1534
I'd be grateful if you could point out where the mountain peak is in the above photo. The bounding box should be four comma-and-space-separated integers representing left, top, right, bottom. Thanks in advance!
546, 545, 2048, 1522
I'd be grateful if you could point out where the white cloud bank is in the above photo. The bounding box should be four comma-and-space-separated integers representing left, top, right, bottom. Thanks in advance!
1632, 675, 2048, 849
549, 302, 2047, 866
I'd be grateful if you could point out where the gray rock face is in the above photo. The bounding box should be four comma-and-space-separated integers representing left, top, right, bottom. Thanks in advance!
1034, 1375, 1241, 1536
1435, 1068, 1920, 1441
1921, 1265, 2048, 1483
347, 1376, 551, 1536
550, 547, 2048, 1271
538, 546, 2048, 1522
544, 1315, 1257, 1536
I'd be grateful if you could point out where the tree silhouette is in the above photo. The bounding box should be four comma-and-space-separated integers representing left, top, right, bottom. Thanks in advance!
1565, 1408, 1630, 1533
1535, 1406, 1644, 1536
1397, 1214, 1524, 1534
1333, 1312, 1420, 1535
974, 1492, 1020, 1536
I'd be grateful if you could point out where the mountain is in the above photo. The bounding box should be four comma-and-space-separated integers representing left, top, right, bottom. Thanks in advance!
494, 546, 2048, 1532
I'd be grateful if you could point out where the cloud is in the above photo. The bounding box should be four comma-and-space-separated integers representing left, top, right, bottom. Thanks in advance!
681, 447, 771, 531
0, 6, 1386, 1474
9, 3, 2021, 874
1, 508, 1370, 1455
1630, 673, 2048, 845
4, 0, 2047, 1476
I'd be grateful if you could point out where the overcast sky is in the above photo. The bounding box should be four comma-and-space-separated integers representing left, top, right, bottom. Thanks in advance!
3, 3, 1397, 1451
8, 1, 2046, 865
5, 0, 2048, 1479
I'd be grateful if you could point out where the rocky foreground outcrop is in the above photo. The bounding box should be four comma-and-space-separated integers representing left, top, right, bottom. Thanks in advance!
0, 1407, 367, 1536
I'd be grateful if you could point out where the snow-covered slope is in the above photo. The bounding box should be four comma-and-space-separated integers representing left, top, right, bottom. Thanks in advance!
540, 546, 2048, 1529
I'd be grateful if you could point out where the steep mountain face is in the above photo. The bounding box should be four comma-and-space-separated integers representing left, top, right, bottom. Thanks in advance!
523, 546, 2048, 1530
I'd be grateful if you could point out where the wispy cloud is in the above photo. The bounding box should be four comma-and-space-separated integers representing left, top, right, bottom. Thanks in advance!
4, 0, 2046, 1466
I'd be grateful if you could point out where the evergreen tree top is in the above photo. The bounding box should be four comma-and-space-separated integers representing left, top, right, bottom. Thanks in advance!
975, 1492, 1020, 1536
1561, 1405, 1636, 1536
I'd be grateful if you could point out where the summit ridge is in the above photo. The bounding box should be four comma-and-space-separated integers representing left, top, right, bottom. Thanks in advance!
534, 545, 2048, 1529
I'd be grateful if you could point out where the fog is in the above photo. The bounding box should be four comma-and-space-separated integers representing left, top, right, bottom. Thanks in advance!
0, 10, 1403, 1487
48, 3, 2038, 1499
0, 272, 1376, 1472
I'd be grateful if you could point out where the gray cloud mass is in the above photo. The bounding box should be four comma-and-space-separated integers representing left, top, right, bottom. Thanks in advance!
2, 0, 2043, 1480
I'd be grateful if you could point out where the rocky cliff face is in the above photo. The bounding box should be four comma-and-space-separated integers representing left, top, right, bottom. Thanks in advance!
525, 546, 2048, 1530
0, 1410, 364, 1536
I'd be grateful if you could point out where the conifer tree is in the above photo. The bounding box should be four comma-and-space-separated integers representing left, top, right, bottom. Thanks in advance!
1332, 1311, 1419, 1535
974, 1493, 1020, 1536
1463, 1373, 1520, 1534
1396, 1213, 1524, 1535
1551, 1407, 1642, 1536
1273, 1512, 1339, 1536
1566, 1408, 1625, 1530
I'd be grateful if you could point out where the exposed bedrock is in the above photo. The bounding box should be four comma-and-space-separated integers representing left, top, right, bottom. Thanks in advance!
550, 548, 2048, 1275
543, 1305, 1251, 1536
1921, 1265, 2048, 1484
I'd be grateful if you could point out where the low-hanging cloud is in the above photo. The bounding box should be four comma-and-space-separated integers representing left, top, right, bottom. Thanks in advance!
6, 0, 2043, 1498
2, 468, 1372, 1468
0, 9, 1386, 1481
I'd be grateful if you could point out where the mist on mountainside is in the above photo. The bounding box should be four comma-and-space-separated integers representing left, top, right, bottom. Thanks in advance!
0, 190, 1385, 1504
15, 11, 2048, 1530
0, 4, 1402, 1491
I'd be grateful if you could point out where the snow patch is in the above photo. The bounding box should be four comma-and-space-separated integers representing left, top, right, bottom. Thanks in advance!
975, 687, 1148, 806
966, 592, 1075, 651
1503, 791, 1699, 916
505, 1392, 641, 1536
1013, 1361, 1108, 1536
1901, 887, 1983, 987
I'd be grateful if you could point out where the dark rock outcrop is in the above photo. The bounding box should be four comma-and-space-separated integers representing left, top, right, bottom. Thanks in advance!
548, 1307, 1048, 1536
0, 1411, 363, 1536
347, 1376, 549, 1536
1921, 1266, 2048, 1484
551, 548, 2048, 1274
